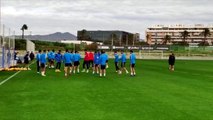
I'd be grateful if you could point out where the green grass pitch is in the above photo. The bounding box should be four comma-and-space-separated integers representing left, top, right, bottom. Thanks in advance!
0, 60, 213, 120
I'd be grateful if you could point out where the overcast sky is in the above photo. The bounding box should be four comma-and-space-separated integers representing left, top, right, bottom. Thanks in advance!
1, 0, 213, 38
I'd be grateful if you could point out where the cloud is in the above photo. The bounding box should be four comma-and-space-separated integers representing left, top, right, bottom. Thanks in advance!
1, 0, 213, 38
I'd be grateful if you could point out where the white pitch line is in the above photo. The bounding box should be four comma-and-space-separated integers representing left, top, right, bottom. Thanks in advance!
0, 71, 21, 86
0, 61, 35, 86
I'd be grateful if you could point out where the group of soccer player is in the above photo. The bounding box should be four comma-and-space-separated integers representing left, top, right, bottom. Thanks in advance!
36, 49, 137, 77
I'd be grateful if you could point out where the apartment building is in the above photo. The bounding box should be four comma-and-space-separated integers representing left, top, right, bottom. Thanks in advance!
146, 24, 213, 45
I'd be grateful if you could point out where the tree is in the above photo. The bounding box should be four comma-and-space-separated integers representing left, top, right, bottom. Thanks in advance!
21, 24, 28, 39
163, 35, 171, 45
181, 30, 189, 45
201, 28, 211, 46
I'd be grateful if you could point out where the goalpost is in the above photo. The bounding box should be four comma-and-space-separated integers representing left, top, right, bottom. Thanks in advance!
140, 50, 165, 59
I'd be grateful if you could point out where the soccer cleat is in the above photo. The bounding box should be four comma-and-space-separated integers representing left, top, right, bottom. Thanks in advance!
92, 71, 95, 74
73, 70, 76, 74
86, 70, 89, 73
100, 74, 102, 77
41, 74, 46, 77
65, 73, 67, 77
37, 72, 40, 74
81, 69, 85, 72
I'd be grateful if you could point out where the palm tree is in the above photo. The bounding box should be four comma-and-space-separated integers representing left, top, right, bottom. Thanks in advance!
201, 28, 211, 46
21, 24, 28, 39
163, 35, 171, 45
181, 30, 189, 44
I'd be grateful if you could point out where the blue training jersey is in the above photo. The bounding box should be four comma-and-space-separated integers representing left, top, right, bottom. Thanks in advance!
114, 53, 119, 62
120, 53, 126, 63
63, 52, 72, 64
99, 53, 108, 65
47, 52, 51, 59
106, 53, 108, 60
50, 51, 55, 59
130, 53, 136, 64
94, 53, 100, 64
55, 53, 63, 62
73, 53, 81, 62
40, 53, 47, 64
36, 53, 41, 61
70, 53, 74, 63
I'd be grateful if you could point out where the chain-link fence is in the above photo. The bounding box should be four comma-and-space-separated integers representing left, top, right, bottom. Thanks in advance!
0, 24, 16, 68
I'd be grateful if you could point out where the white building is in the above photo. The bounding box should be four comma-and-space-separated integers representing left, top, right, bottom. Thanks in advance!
61, 40, 103, 45
145, 24, 213, 45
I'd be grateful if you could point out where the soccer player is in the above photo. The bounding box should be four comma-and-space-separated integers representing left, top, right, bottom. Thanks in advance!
94, 51, 100, 74
30, 51, 35, 61
40, 50, 47, 76
24, 51, 30, 70
73, 51, 81, 74
47, 50, 51, 68
50, 49, 55, 68
55, 50, 63, 72
106, 52, 109, 69
120, 50, 129, 74
63, 49, 73, 77
89, 51, 94, 69
36, 50, 42, 73
82, 49, 90, 73
99, 50, 108, 77
168, 52, 175, 71
130, 50, 136, 76
114, 51, 120, 73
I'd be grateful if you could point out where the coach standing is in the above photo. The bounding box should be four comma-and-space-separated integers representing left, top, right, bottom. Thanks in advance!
168, 52, 175, 71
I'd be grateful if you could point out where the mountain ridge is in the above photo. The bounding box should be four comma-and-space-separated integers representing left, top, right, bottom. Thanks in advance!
16, 32, 77, 42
